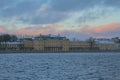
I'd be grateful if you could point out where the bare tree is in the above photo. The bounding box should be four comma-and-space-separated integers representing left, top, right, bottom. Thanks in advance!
3, 34, 11, 42
0, 34, 18, 50
10, 35, 18, 41
87, 37, 96, 50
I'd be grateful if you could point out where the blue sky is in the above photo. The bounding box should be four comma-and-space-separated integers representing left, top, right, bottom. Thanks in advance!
0, 0, 120, 39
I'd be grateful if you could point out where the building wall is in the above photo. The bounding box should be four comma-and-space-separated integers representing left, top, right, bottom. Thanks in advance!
96, 43, 118, 50
44, 39, 62, 47
44, 39, 63, 52
0, 44, 18, 50
33, 38, 70, 52
1, 37, 119, 52
0, 42, 23, 50
69, 41, 90, 51
23, 40, 33, 51
62, 39, 69, 52
33, 40, 44, 51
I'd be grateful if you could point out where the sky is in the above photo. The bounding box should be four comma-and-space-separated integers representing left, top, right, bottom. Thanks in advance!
0, 0, 120, 40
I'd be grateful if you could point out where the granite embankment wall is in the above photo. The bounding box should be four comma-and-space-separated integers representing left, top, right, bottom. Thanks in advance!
0, 50, 120, 53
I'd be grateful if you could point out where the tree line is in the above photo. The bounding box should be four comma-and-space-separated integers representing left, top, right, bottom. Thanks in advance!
0, 34, 18, 42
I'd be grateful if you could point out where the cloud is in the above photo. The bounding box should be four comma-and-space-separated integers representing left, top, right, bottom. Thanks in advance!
50, 0, 100, 11
29, 11, 68, 24
53, 22, 119, 40
77, 22, 120, 38
9, 22, 119, 40
89, 23, 120, 33
1, 0, 120, 25
0, 26, 6, 33
0, 0, 48, 17
15, 23, 61, 36
38, 4, 48, 13
50, 0, 120, 12
0, 0, 120, 40
104, 0, 120, 7
59, 5, 120, 29
0, 0, 68, 24
0, 22, 120, 40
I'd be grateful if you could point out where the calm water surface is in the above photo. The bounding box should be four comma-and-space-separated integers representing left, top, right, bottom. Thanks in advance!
0, 52, 120, 80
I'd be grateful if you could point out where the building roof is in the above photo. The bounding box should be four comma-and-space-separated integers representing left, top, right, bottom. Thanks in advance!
35, 35, 68, 40
95, 39, 115, 44
0, 42, 23, 44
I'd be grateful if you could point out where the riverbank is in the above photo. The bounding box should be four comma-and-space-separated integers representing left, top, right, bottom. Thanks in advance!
0, 50, 120, 53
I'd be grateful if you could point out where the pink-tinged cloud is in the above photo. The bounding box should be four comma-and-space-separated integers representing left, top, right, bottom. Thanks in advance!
76, 22, 120, 38
16, 23, 61, 36
0, 26, 6, 33
60, 22, 120, 39
77, 23, 119, 33
88, 23, 120, 33
12, 22, 120, 39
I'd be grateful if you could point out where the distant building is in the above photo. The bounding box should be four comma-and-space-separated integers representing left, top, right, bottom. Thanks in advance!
111, 37, 120, 43
0, 35, 120, 52
0, 42, 23, 50
69, 41, 90, 51
33, 35, 69, 52
95, 39, 118, 50
23, 40, 33, 51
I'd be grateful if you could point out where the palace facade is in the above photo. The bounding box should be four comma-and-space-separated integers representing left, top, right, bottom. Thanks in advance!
0, 35, 120, 52
33, 35, 69, 52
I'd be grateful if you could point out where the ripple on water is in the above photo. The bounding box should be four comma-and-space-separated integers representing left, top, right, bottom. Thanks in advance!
0, 53, 120, 80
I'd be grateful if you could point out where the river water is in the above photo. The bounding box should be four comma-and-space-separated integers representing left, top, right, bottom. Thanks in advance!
0, 52, 120, 80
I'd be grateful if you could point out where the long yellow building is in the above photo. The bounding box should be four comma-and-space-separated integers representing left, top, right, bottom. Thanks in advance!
33, 35, 69, 52
69, 41, 90, 51
0, 35, 119, 52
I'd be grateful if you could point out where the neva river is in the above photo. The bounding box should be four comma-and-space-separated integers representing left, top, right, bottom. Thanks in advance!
0, 53, 120, 80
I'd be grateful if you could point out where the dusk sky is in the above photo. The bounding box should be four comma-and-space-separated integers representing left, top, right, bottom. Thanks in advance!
0, 0, 120, 39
